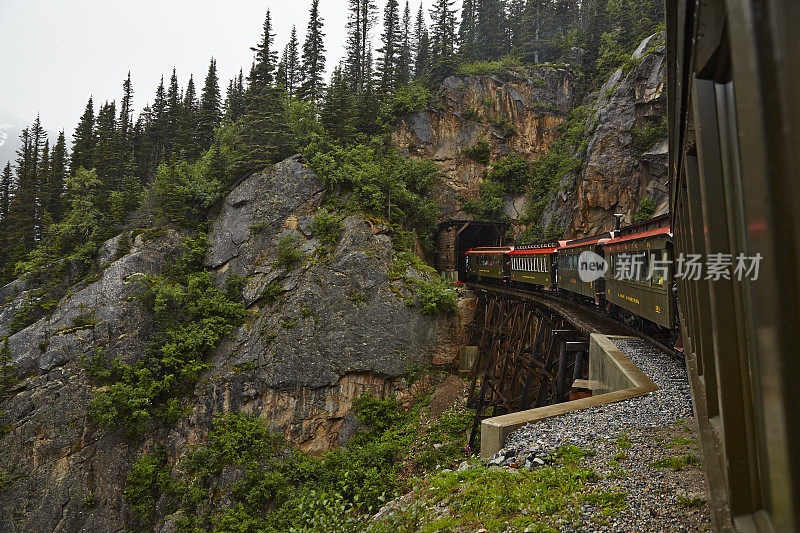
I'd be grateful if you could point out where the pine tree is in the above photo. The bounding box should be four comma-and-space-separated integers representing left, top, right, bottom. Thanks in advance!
346, 0, 377, 93
119, 72, 134, 139
429, 0, 458, 82
320, 66, 356, 143
7, 127, 38, 259
284, 26, 301, 98
0, 162, 11, 221
248, 10, 278, 91
198, 58, 222, 151
180, 75, 200, 158
396, 2, 413, 87
236, 10, 294, 174
413, 3, 431, 81
507, 0, 526, 50
519, 0, 546, 63
71, 97, 96, 173
93, 101, 123, 185
377, 0, 402, 95
224, 70, 246, 123
165, 68, 181, 156
459, 0, 478, 58
46, 131, 67, 223
476, 0, 509, 60
356, 45, 381, 136
299, 0, 327, 104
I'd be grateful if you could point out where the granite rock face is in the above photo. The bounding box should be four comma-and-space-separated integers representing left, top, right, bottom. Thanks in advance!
391, 68, 576, 220
0, 156, 455, 531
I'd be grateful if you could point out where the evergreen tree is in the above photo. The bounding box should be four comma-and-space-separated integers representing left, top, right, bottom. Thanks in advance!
46, 131, 67, 223
346, 0, 377, 93
413, 3, 431, 81
71, 97, 96, 173
476, 0, 509, 60
283, 26, 301, 98
6, 127, 38, 262
224, 70, 246, 123
507, 0, 526, 50
299, 0, 326, 104
93, 101, 123, 185
355, 45, 380, 136
248, 10, 278, 91
165, 68, 181, 156
0, 162, 11, 221
459, 0, 478, 58
396, 2, 413, 87
179, 75, 200, 158
377, 0, 402, 95
119, 72, 134, 139
519, 0, 546, 63
429, 0, 458, 82
236, 10, 294, 174
198, 57, 222, 151
321, 66, 356, 143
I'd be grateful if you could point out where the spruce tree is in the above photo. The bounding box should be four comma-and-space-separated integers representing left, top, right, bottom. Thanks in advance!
119, 72, 134, 139
224, 70, 246, 123
198, 58, 222, 151
320, 66, 356, 143
93, 101, 123, 185
429, 0, 458, 82
396, 2, 413, 87
476, 0, 509, 60
299, 0, 326, 104
7, 127, 38, 259
377, 0, 402, 95
284, 26, 301, 98
413, 3, 431, 81
165, 69, 181, 156
346, 0, 377, 93
0, 162, 11, 222
459, 0, 478, 59
236, 10, 294, 174
180, 75, 200, 158
71, 98, 96, 174
46, 131, 67, 223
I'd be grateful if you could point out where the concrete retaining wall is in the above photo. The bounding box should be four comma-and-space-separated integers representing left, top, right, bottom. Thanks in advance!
480, 334, 658, 458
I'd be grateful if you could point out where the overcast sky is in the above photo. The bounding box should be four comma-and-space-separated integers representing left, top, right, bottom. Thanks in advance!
0, 0, 437, 137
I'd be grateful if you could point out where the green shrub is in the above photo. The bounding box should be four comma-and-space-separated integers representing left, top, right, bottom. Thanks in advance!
462, 180, 509, 223
124, 446, 171, 523
88, 241, 247, 438
417, 277, 458, 315
463, 139, 492, 165
634, 197, 656, 221
353, 394, 402, 433
457, 55, 525, 76
489, 153, 532, 194
273, 236, 305, 271
312, 208, 345, 253
225, 274, 246, 302
632, 119, 667, 153
385, 83, 433, 119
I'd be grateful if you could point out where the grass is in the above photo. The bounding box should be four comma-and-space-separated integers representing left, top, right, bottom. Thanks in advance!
614, 433, 632, 450
651, 454, 701, 471
676, 494, 706, 508
664, 437, 695, 449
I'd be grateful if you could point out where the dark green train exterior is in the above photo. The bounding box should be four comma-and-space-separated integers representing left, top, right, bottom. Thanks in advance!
557, 233, 612, 304
508, 242, 560, 290
603, 216, 675, 329
464, 247, 509, 282
668, 0, 800, 530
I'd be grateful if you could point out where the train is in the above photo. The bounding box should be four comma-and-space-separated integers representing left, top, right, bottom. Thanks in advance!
667, 0, 800, 530
461, 213, 678, 342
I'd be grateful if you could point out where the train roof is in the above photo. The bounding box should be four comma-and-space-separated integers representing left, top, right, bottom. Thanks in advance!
604, 225, 671, 246
559, 232, 613, 250
465, 246, 513, 254
510, 240, 565, 255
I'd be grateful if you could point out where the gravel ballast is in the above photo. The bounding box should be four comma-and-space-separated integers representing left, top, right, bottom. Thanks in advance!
489, 337, 712, 532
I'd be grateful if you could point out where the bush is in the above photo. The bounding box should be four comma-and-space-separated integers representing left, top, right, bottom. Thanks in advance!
634, 197, 656, 221
457, 56, 525, 76
312, 208, 345, 253
384, 83, 433, 119
462, 180, 509, 223
124, 446, 171, 523
273, 236, 305, 270
632, 119, 667, 153
490, 154, 532, 194
417, 277, 458, 315
353, 394, 402, 433
463, 139, 492, 165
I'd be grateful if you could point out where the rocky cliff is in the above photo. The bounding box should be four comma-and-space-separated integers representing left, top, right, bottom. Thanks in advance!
391, 68, 575, 220
0, 156, 457, 532
392, 34, 668, 238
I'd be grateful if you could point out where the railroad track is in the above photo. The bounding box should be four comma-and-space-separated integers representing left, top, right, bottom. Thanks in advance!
464, 282, 683, 361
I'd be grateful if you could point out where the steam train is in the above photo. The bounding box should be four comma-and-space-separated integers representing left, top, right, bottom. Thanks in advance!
460, 213, 678, 341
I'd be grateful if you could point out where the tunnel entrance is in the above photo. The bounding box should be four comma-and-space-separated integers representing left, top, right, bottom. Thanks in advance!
435, 220, 507, 281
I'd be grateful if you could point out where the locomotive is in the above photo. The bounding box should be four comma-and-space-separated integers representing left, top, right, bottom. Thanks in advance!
461, 213, 678, 341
